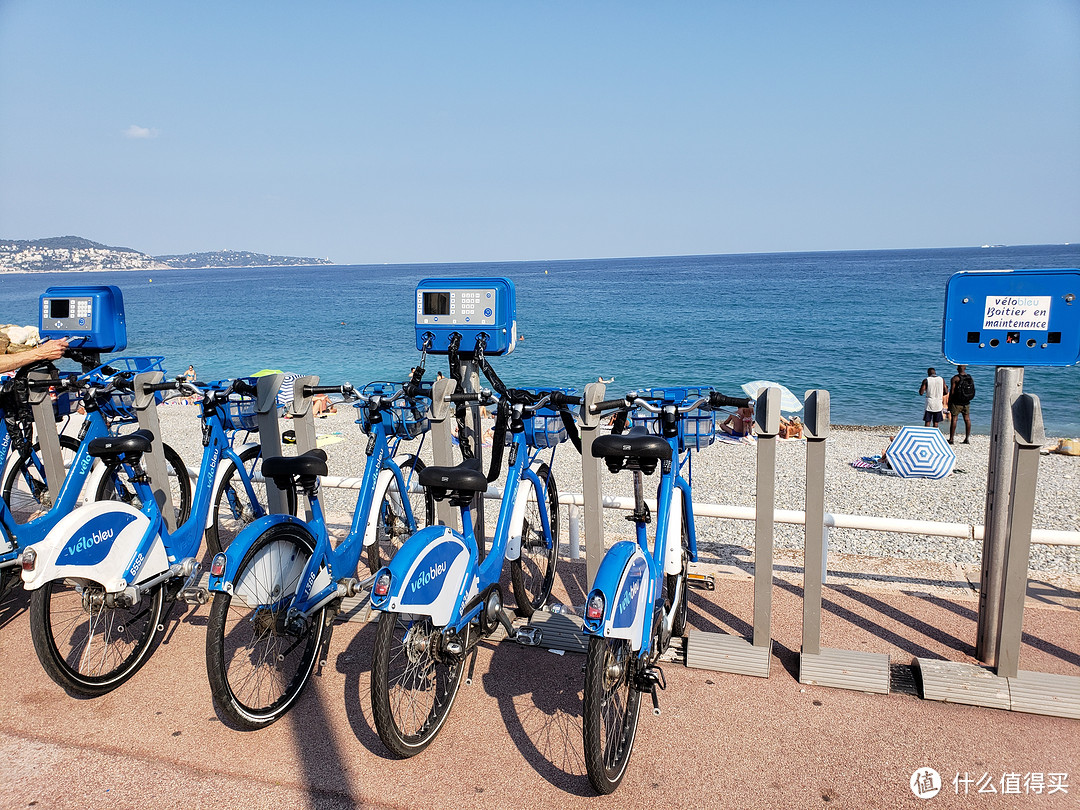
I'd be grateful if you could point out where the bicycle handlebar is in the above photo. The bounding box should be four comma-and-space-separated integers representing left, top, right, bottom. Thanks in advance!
302, 383, 355, 398
590, 391, 751, 415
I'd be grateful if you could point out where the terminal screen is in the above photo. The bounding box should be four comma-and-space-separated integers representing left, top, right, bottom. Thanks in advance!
49, 299, 71, 319
423, 291, 451, 316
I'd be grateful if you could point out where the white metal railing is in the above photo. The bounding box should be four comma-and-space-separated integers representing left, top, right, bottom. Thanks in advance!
307, 474, 1080, 551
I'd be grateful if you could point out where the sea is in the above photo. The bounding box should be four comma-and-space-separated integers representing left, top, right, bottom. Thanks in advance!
3, 244, 1079, 435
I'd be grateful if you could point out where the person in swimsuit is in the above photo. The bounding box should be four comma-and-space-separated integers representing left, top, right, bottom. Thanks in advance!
720, 406, 754, 437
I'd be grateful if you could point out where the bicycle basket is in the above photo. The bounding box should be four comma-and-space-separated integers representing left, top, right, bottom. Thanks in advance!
356, 382, 432, 440
630, 386, 716, 451
520, 387, 577, 449
88, 357, 167, 423
223, 377, 260, 432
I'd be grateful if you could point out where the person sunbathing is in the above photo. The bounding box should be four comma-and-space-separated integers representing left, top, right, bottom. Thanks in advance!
719, 406, 754, 437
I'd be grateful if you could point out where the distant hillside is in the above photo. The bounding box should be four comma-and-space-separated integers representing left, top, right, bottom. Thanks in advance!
0, 236, 332, 272
155, 249, 332, 268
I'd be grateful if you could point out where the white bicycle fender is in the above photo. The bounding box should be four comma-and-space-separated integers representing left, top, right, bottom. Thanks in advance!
204, 446, 254, 530
664, 487, 684, 576
21, 501, 168, 593
505, 475, 537, 561
362, 467, 397, 548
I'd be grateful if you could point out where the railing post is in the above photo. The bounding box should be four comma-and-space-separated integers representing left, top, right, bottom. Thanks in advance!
133, 370, 176, 531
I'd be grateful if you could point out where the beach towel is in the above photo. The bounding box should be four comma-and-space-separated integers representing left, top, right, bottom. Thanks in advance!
850, 455, 898, 476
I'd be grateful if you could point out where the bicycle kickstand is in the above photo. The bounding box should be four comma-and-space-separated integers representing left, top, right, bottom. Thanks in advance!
314, 608, 338, 676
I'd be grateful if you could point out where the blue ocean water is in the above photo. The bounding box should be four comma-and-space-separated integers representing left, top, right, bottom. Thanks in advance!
4, 244, 1079, 434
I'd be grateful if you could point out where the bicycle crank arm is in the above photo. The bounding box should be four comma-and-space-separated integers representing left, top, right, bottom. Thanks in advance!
135, 557, 199, 599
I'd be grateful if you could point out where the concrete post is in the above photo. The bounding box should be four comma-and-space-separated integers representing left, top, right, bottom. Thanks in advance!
753, 387, 781, 649
800, 389, 830, 657
995, 394, 1045, 678
289, 376, 319, 521
580, 382, 606, 587
428, 377, 459, 529
255, 374, 288, 514
976, 366, 1024, 665
133, 371, 176, 531
27, 370, 66, 500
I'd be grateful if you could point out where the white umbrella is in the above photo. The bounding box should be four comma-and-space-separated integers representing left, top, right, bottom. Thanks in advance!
740, 380, 803, 413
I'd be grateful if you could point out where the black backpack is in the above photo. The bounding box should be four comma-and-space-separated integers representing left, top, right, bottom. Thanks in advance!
954, 374, 976, 404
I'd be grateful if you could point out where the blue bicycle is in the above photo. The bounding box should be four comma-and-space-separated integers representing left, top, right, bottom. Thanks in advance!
204, 378, 434, 729
580, 387, 748, 794
20, 376, 292, 696
0, 358, 190, 599
368, 384, 580, 758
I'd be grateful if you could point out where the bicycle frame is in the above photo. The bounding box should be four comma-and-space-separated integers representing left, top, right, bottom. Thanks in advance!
582, 431, 699, 659
206, 399, 427, 617
21, 386, 260, 594
0, 403, 115, 562
369, 424, 555, 632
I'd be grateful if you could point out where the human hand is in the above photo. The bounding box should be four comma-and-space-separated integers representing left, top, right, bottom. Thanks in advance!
36, 338, 68, 362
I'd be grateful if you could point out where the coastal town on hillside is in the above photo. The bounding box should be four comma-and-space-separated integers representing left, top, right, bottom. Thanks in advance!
0, 236, 332, 272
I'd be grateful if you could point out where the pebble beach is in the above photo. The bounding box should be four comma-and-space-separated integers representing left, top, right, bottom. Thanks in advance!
145, 404, 1080, 576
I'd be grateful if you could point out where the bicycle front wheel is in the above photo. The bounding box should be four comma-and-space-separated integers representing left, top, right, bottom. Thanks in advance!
366, 457, 434, 573
665, 509, 690, 639
583, 635, 642, 795
1, 435, 80, 524
206, 445, 297, 556
510, 462, 558, 617
29, 577, 165, 696
370, 612, 464, 758
94, 443, 192, 527
205, 523, 325, 729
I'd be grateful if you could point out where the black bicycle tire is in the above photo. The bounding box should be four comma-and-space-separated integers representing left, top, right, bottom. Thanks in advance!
583, 634, 641, 795
365, 456, 433, 573
1, 434, 80, 524
509, 461, 559, 617
205, 522, 324, 729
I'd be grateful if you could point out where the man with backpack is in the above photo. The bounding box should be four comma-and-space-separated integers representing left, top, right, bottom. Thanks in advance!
948, 364, 975, 443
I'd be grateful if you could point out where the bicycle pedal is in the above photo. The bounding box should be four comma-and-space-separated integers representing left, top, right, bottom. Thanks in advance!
179, 587, 209, 605
514, 626, 542, 647
686, 572, 715, 591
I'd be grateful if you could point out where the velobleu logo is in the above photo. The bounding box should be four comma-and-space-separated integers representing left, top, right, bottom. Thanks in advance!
58, 512, 139, 567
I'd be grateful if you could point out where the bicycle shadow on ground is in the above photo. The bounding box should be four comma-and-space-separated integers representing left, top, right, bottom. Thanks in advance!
482, 639, 593, 796
337, 619, 397, 760
0, 581, 30, 631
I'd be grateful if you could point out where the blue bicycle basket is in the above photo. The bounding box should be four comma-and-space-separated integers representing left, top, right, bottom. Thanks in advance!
511, 387, 577, 449
630, 386, 717, 452
85, 357, 167, 423
357, 382, 432, 440
223, 379, 260, 432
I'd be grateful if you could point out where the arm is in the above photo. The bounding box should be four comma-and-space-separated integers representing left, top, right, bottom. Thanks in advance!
919, 379, 927, 395
0, 339, 68, 375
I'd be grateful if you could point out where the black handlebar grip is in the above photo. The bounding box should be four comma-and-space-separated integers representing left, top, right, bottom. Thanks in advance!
302, 385, 342, 397
142, 381, 180, 394
448, 392, 481, 403
591, 398, 629, 413
233, 379, 258, 397
27, 378, 67, 392
112, 377, 135, 393
710, 393, 752, 409
547, 392, 583, 407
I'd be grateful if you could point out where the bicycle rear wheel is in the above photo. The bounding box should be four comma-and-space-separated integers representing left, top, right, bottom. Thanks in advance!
206, 445, 297, 556
205, 523, 325, 729
1, 435, 80, 523
365, 457, 433, 573
94, 443, 192, 527
509, 462, 558, 617
370, 612, 464, 758
29, 577, 165, 696
583, 635, 641, 795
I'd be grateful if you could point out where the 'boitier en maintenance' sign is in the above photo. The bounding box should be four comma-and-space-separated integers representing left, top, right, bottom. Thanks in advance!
982, 296, 1052, 331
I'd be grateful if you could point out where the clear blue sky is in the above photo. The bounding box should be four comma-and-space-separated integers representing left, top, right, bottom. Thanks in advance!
1, 0, 1077, 263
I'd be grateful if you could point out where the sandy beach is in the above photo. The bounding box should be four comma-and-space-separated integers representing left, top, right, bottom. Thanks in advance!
143, 403, 1080, 576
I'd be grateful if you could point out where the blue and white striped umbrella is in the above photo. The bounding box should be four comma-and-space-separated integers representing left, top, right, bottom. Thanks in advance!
887, 426, 956, 479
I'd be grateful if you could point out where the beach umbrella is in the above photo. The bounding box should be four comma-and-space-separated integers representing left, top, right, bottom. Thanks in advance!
886, 426, 956, 479
250, 369, 299, 407
740, 380, 803, 413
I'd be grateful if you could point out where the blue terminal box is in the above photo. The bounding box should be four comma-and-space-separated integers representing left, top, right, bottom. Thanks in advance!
38, 285, 128, 352
942, 269, 1080, 367
415, 277, 517, 355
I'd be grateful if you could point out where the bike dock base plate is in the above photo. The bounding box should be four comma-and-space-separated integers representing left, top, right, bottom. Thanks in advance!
685, 630, 771, 678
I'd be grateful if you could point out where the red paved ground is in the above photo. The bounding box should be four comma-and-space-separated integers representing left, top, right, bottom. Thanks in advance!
0, 558, 1077, 810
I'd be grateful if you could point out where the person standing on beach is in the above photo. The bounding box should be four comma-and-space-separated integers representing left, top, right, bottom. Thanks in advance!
919, 367, 946, 429
948, 364, 974, 443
